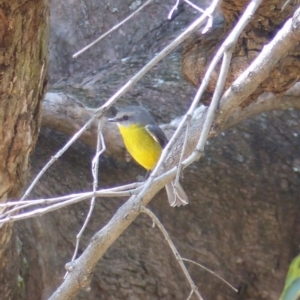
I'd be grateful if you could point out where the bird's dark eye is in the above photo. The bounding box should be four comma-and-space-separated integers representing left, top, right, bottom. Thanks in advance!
123, 115, 129, 121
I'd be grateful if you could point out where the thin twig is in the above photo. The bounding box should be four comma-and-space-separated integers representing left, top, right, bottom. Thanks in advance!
19, 115, 98, 203
187, 290, 194, 300
140, 206, 204, 300
184, 0, 213, 34
0, 183, 140, 219
0, 184, 142, 223
182, 258, 238, 293
195, 49, 233, 158
73, 0, 154, 58
0, 189, 137, 224
169, 0, 209, 19
168, 0, 181, 20
0, 182, 141, 208
173, 114, 191, 191
281, 0, 292, 11
66, 122, 106, 279
184, 0, 205, 14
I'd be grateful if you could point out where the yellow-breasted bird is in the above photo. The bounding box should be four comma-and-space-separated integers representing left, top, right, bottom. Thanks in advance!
279, 254, 300, 300
108, 106, 189, 207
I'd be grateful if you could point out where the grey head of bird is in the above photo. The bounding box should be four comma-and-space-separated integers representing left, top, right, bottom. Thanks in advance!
108, 106, 156, 127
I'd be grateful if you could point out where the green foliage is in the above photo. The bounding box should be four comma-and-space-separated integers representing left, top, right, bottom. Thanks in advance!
280, 255, 300, 300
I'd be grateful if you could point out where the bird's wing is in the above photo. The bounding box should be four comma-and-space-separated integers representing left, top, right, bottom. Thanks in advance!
145, 124, 168, 148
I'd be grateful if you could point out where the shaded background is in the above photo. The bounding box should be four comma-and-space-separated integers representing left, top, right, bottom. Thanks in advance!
16, 0, 300, 299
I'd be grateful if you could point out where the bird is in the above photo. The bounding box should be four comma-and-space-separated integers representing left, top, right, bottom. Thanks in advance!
108, 106, 189, 207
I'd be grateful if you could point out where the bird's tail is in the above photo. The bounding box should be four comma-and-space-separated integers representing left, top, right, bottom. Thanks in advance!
165, 181, 189, 207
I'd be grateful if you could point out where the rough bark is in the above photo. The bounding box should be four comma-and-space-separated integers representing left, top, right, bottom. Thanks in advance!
182, 0, 300, 106
0, 0, 49, 299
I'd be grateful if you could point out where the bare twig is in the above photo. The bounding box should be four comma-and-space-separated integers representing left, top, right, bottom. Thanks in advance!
194, 49, 232, 159
173, 115, 191, 191
0, 188, 137, 224
140, 206, 204, 300
66, 122, 106, 279
182, 258, 238, 293
184, 0, 205, 14
169, 0, 208, 19
0, 182, 140, 208
73, 0, 154, 58
187, 290, 194, 300
281, 0, 292, 11
0, 179, 139, 222
168, 0, 181, 20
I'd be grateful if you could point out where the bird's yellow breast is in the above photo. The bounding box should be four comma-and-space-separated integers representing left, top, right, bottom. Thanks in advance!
118, 124, 162, 171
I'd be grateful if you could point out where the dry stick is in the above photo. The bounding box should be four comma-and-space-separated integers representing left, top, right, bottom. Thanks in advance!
281, 0, 292, 11
0, 165, 189, 224
0, 182, 140, 209
173, 116, 190, 194
0, 182, 140, 220
18, 3, 214, 208
73, 0, 155, 58
170, 2, 300, 183
140, 206, 204, 300
0, 189, 138, 224
184, 0, 205, 14
195, 50, 233, 158
181, 258, 238, 293
169, 0, 212, 20
187, 290, 194, 300
168, 0, 181, 19
66, 123, 106, 279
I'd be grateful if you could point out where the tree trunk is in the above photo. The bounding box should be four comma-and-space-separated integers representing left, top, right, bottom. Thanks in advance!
0, 0, 49, 298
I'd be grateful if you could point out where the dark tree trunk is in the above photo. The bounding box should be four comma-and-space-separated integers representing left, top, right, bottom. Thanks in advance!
0, 0, 49, 299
